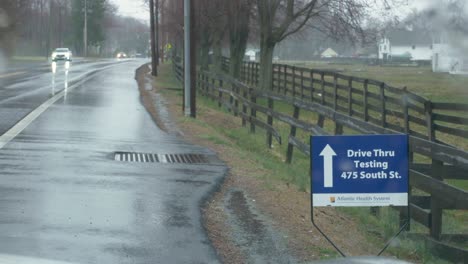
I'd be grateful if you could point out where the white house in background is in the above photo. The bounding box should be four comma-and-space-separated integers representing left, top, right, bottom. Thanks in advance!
321, 48, 338, 58
432, 34, 468, 74
245, 49, 259, 61
378, 27, 433, 63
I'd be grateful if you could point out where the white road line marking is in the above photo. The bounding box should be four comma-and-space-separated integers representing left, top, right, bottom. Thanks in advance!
0, 84, 72, 149
0, 71, 26, 79
0, 63, 121, 149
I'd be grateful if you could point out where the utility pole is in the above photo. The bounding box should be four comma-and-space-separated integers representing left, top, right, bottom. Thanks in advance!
83, 0, 87, 57
156, 0, 160, 66
160, 0, 165, 63
149, 0, 157, 76
184, 0, 191, 116
190, 0, 196, 117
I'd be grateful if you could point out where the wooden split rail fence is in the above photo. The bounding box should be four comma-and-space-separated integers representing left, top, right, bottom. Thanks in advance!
175, 58, 468, 261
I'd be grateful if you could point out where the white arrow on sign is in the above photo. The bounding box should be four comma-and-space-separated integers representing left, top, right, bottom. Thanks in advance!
319, 144, 336, 188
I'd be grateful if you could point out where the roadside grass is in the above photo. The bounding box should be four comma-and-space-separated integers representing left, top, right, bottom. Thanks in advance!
157, 62, 465, 262
317, 248, 341, 260
11, 56, 48, 62
340, 206, 463, 263
150, 62, 182, 90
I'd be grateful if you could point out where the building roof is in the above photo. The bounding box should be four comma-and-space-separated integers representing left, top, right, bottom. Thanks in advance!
321, 48, 338, 56
385, 27, 432, 46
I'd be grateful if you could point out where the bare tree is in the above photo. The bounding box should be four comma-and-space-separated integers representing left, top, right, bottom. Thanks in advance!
0, 0, 19, 57
255, 0, 405, 90
227, 0, 254, 78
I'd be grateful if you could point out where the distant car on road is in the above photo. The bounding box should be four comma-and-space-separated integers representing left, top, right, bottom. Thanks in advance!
116, 52, 127, 59
51, 48, 72, 61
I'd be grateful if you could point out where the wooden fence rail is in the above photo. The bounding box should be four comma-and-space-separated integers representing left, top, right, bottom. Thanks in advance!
237, 60, 468, 149
173, 59, 467, 262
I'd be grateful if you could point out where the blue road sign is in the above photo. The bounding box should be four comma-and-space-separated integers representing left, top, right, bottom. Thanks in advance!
311, 134, 408, 207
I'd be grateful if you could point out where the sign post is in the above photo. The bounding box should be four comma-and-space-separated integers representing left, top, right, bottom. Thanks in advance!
310, 134, 409, 256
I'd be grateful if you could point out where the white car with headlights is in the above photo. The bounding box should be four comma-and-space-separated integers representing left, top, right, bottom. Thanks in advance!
51, 48, 72, 61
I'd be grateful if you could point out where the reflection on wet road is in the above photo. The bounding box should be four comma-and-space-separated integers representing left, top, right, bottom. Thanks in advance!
0, 59, 126, 137
0, 60, 226, 263
51, 61, 69, 97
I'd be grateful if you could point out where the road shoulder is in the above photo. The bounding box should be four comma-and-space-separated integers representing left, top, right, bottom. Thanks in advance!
136, 63, 402, 263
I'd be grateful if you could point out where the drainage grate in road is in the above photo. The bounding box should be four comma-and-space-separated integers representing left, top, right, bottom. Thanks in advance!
114, 152, 208, 164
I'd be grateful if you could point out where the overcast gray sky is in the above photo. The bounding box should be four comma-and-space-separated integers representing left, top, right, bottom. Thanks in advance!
108, 0, 453, 24
111, 0, 149, 22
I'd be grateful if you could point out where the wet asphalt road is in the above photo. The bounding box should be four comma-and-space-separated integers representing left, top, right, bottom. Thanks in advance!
0, 60, 225, 263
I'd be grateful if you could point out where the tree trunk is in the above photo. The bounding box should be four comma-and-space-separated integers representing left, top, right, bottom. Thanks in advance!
149, 0, 157, 76
212, 30, 224, 73
259, 40, 275, 90
228, 1, 250, 79
229, 46, 240, 78
229, 32, 248, 78
199, 31, 211, 71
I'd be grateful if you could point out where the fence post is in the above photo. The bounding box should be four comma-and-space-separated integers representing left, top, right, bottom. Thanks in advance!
430, 199, 442, 240
198, 72, 202, 92
218, 79, 223, 108
401, 90, 412, 231
250, 62, 255, 85
250, 62, 254, 85
255, 63, 259, 86
428, 95, 443, 237
241, 62, 245, 81
333, 74, 338, 111
310, 70, 314, 102
248, 62, 252, 85
335, 123, 343, 135
203, 73, 207, 95
300, 69, 305, 99
277, 65, 282, 93
320, 72, 325, 105
228, 82, 234, 113
273, 64, 277, 91
234, 83, 239, 117
425, 101, 435, 141
196, 72, 200, 92
246, 62, 250, 84
292, 66, 296, 97
363, 79, 369, 122
242, 86, 248, 127
403, 91, 410, 135
250, 92, 257, 133
402, 88, 414, 162
284, 65, 288, 95
380, 82, 386, 127
267, 98, 274, 148
426, 100, 444, 181
348, 77, 353, 116
286, 105, 300, 163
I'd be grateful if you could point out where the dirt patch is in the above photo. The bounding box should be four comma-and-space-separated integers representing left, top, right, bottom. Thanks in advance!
136, 63, 389, 263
